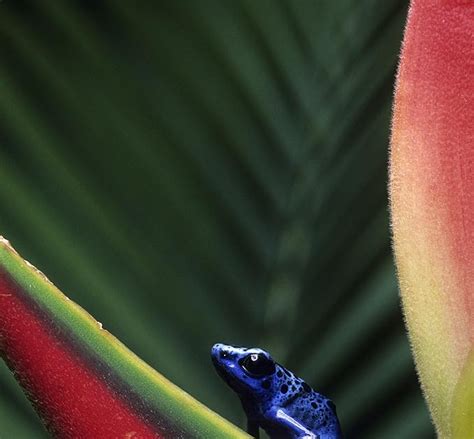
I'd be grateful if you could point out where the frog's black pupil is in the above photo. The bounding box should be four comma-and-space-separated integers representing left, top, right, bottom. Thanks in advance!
240, 353, 275, 377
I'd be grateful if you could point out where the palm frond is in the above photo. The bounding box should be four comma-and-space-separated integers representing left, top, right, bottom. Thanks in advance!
0, 1, 433, 437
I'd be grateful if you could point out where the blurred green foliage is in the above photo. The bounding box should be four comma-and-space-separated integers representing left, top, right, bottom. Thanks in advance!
0, 0, 434, 438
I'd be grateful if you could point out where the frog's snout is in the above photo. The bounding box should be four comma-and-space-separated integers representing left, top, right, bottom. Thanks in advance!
211, 343, 228, 361
211, 343, 221, 360
211, 343, 223, 355
211, 343, 232, 377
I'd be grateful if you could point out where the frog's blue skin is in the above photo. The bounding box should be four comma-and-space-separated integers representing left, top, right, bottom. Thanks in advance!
211, 343, 342, 439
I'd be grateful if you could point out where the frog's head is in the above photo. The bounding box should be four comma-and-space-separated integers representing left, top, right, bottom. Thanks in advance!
211, 343, 277, 397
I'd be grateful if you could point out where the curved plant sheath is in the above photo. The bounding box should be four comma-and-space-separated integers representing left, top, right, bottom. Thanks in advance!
390, 0, 474, 437
0, 237, 248, 438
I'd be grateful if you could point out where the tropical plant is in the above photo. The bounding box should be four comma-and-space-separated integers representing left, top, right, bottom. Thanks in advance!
391, 1, 474, 437
0, 1, 433, 438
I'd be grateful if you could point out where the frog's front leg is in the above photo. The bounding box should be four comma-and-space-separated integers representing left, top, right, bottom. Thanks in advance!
266, 407, 318, 439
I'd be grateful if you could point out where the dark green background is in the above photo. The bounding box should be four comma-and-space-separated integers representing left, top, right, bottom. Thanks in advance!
0, 1, 434, 438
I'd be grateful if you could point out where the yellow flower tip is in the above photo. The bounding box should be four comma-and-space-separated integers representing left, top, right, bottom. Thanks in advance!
451, 350, 474, 438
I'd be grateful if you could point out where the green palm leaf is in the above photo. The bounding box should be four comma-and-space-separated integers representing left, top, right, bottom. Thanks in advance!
0, 1, 434, 437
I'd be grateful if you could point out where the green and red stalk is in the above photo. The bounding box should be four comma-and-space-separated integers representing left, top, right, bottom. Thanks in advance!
0, 237, 248, 438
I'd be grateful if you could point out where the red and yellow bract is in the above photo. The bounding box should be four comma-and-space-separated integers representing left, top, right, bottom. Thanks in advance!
390, 1, 474, 437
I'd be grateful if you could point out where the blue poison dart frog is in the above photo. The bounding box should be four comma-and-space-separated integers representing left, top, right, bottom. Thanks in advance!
211, 343, 342, 439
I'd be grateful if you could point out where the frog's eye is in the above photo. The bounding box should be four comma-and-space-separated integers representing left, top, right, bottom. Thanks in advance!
240, 353, 275, 377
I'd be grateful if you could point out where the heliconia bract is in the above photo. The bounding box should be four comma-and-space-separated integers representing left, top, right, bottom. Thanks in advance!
390, 1, 474, 437
0, 236, 248, 438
